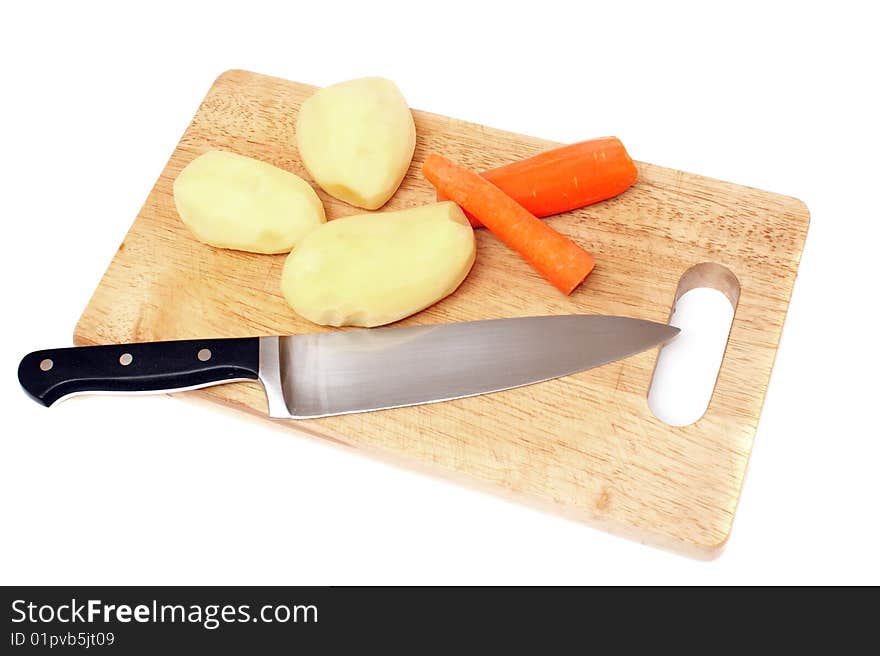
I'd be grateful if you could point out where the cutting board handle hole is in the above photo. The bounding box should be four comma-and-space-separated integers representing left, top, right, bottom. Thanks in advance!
648, 263, 740, 427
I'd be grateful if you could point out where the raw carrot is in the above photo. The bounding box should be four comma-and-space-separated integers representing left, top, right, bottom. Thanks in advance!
439, 137, 638, 227
423, 154, 594, 295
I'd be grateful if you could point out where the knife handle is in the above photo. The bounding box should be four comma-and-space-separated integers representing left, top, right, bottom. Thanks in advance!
18, 337, 260, 407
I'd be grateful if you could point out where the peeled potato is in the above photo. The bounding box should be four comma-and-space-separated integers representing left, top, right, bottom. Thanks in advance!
281, 202, 475, 327
296, 77, 416, 210
173, 150, 325, 254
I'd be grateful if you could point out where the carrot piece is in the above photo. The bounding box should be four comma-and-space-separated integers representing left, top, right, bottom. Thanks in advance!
423, 154, 595, 295
440, 137, 638, 227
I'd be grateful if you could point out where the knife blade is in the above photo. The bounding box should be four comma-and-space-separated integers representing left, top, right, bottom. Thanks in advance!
18, 315, 678, 417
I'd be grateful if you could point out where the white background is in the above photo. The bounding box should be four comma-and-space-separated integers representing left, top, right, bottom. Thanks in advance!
1, 1, 877, 585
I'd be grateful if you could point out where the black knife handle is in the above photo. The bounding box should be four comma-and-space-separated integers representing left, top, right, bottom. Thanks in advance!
18, 337, 260, 407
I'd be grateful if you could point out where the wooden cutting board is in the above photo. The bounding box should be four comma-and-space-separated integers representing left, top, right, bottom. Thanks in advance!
74, 70, 809, 557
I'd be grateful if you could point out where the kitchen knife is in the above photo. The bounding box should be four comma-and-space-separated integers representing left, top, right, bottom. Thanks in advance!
18, 315, 678, 418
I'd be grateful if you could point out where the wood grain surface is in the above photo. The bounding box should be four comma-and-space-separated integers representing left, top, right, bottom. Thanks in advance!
74, 70, 809, 557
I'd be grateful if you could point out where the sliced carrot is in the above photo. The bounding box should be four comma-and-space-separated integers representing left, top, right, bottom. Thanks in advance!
423, 154, 594, 295
439, 137, 638, 227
